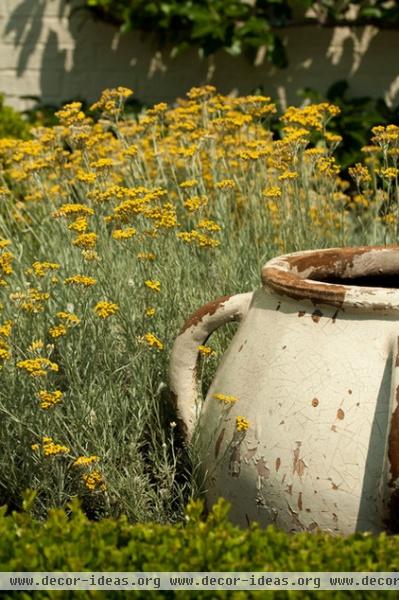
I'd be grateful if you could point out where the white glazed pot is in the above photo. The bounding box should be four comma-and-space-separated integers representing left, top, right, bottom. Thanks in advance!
170, 246, 399, 535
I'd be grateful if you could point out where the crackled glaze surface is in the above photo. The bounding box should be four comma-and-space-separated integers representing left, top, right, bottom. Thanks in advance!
170, 246, 399, 534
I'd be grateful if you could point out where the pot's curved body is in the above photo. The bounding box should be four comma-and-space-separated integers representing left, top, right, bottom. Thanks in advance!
170, 246, 399, 535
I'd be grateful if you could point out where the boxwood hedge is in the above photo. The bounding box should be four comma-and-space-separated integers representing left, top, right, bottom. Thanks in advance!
1, 492, 399, 599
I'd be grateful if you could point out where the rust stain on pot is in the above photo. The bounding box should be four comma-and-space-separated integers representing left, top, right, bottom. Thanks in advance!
262, 266, 347, 308
348, 389, 352, 394
298, 311, 305, 317
337, 408, 345, 420
286, 484, 293, 496
238, 339, 248, 352
311, 309, 323, 323
244, 447, 258, 462
276, 302, 281, 311
331, 482, 339, 490
297, 492, 303, 511
229, 446, 241, 478
287, 504, 304, 529
214, 428, 225, 459
308, 522, 319, 531
180, 295, 232, 333
256, 458, 270, 478
261, 246, 395, 309
293, 443, 306, 477
331, 425, 337, 432
332, 513, 338, 522
284, 247, 371, 276
275, 457, 281, 471
312, 398, 319, 407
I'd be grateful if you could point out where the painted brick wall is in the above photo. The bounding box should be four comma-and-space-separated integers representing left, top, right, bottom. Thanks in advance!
1, 0, 399, 111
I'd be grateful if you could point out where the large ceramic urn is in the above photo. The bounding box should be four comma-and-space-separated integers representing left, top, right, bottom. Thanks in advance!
170, 246, 399, 535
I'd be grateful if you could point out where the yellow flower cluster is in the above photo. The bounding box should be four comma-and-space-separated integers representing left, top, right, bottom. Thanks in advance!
94, 301, 119, 319
213, 393, 238, 404
64, 275, 97, 287
10, 288, 49, 313
73, 455, 99, 467
32, 436, 70, 456
112, 227, 136, 240
82, 470, 106, 491
145, 280, 161, 292
37, 390, 63, 409
17, 358, 59, 377
198, 345, 215, 357
144, 332, 164, 350
30, 261, 60, 277
236, 416, 250, 432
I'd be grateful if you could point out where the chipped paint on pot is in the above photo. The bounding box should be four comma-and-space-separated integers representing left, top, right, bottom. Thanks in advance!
169, 246, 399, 535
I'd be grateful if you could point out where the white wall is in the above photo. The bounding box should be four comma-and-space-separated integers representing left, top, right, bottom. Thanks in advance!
1, 0, 399, 111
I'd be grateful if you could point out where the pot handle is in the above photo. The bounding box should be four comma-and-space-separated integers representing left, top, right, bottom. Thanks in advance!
169, 292, 253, 440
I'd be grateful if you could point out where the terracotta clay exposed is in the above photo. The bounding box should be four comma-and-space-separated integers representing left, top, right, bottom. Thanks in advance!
169, 246, 399, 534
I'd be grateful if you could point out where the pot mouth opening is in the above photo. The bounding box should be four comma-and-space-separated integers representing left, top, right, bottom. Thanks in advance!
261, 245, 399, 310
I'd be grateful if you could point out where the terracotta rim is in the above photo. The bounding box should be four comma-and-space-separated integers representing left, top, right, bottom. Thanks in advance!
261, 245, 399, 310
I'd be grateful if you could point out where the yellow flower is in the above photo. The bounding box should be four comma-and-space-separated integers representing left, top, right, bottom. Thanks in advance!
68, 217, 88, 233
278, 171, 298, 181
0, 320, 12, 338
197, 219, 221, 232
32, 436, 69, 456
49, 324, 68, 338
82, 250, 100, 262
64, 275, 97, 287
112, 227, 136, 240
90, 158, 114, 170
179, 179, 198, 189
30, 262, 60, 277
53, 204, 94, 218
94, 301, 119, 319
57, 311, 81, 326
72, 232, 98, 248
348, 163, 372, 185
17, 358, 59, 377
198, 345, 215, 356
137, 252, 156, 261
82, 470, 106, 491
236, 416, 250, 432
213, 393, 238, 404
28, 340, 44, 352
145, 280, 161, 292
73, 455, 99, 467
0, 251, 14, 275
183, 196, 208, 212
76, 169, 97, 184
37, 390, 63, 409
0, 347, 10, 361
378, 167, 399, 179
42, 437, 70, 456
215, 179, 236, 190
144, 332, 164, 350
145, 307, 156, 317
263, 186, 281, 198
